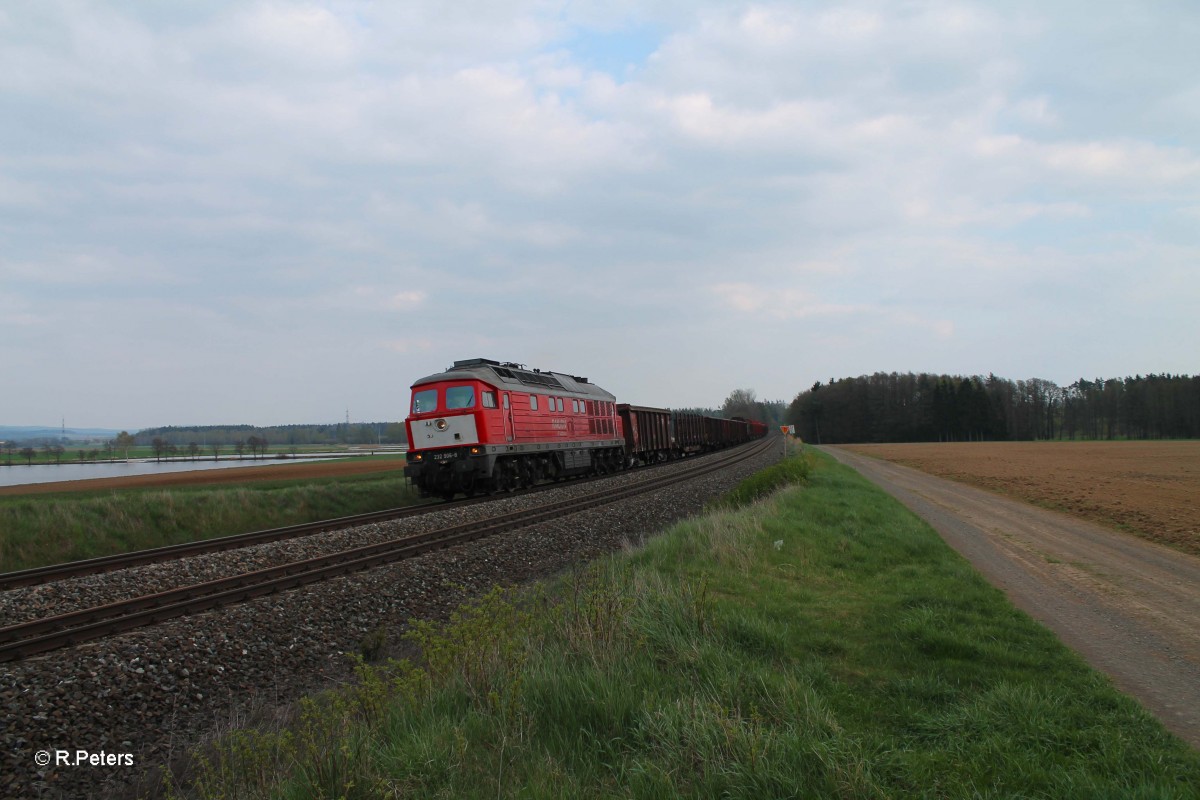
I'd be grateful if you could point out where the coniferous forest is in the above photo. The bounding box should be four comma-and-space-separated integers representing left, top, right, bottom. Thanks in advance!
787, 373, 1200, 444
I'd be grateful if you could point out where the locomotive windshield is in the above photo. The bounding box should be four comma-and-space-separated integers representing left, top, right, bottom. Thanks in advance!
446, 385, 476, 410
412, 389, 437, 413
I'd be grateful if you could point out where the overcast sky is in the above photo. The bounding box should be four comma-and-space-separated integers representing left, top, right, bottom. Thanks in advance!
2, 1, 1197, 428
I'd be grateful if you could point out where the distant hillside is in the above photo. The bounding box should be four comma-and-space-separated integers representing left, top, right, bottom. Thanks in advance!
0, 426, 123, 443
133, 422, 407, 447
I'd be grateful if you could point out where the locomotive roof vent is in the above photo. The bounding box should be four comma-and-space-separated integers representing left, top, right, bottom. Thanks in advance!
453, 358, 500, 369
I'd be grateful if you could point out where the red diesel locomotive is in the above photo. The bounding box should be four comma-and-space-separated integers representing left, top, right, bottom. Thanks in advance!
404, 358, 768, 499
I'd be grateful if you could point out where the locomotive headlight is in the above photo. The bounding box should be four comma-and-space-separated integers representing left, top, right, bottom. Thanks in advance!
409, 453, 423, 462
470, 446, 481, 455
435, 418, 448, 431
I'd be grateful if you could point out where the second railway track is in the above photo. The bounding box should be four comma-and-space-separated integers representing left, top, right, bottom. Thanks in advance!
0, 439, 772, 663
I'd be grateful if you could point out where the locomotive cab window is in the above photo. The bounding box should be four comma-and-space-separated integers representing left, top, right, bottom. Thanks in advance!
413, 389, 437, 413
530, 395, 538, 411
446, 386, 475, 410
482, 391, 497, 409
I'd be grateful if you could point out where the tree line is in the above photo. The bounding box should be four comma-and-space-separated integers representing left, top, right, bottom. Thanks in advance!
3, 432, 137, 466
787, 372, 1200, 444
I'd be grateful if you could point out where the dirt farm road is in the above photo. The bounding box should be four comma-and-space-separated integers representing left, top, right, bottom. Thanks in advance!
823, 446, 1200, 750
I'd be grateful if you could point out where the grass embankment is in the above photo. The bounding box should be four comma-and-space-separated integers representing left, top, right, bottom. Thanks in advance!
0, 470, 421, 573
167, 452, 1200, 799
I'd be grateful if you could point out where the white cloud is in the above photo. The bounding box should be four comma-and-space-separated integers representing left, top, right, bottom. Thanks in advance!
387, 290, 427, 310
1041, 140, 1200, 183
228, 3, 358, 66
710, 282, 954, 339
383, 338, 434, 354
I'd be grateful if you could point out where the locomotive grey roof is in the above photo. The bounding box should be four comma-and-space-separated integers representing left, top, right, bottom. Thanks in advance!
411, 357, 617, 401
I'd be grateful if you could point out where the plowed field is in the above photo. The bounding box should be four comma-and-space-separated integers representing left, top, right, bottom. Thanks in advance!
838, 441, 1199, 556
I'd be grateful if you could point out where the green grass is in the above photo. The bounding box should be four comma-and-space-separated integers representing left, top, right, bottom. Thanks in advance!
711, 445, 811, 508
0, 468, 421, 573
163, 453, 1200, 799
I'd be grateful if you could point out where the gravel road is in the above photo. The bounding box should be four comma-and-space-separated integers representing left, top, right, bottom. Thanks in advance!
824, 446, 1200, 750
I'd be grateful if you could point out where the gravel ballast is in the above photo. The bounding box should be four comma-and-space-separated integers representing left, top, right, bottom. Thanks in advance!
1, 444, 779, 800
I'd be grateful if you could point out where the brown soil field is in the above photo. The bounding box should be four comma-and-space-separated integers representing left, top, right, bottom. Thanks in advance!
838, 441, 1200, 556
0, 458, 408, 497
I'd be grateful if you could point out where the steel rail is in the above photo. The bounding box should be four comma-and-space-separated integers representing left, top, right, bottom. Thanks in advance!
0, 448, 699, 591
0, 439, 771, 663
0, 499, 465, 591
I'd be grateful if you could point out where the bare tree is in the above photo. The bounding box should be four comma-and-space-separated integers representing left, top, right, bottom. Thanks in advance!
20, 447, 36, 465
210, 442, 222, 461
116, 431, 135, 460
188, 442, 200, 461
721, 388, 762, 421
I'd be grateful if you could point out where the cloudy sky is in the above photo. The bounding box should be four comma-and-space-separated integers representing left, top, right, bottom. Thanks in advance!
2, 1, 1197, 428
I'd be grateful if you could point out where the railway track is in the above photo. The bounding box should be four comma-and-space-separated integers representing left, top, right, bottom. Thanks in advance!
0, 439, 771, 663
0, 496, 473, 591
0, 446, 720, 592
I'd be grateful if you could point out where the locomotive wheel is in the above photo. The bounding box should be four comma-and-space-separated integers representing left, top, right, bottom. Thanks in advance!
518, 455, 532, 489
497, 461, 515, 493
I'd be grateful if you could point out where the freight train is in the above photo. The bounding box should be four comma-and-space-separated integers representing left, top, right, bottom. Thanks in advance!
403, 358, 768, 499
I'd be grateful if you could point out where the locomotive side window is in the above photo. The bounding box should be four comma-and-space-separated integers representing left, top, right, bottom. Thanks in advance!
413, 389, 437, 413
530, 395, 538, 411
482, 391, 497, 409
503, 394, 510, 409
446, 386, 475, 410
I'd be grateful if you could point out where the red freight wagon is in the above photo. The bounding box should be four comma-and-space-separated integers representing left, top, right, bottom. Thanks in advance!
617, 404, 672, 465
405, 358, 624, 498
670, 410, 707, 453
